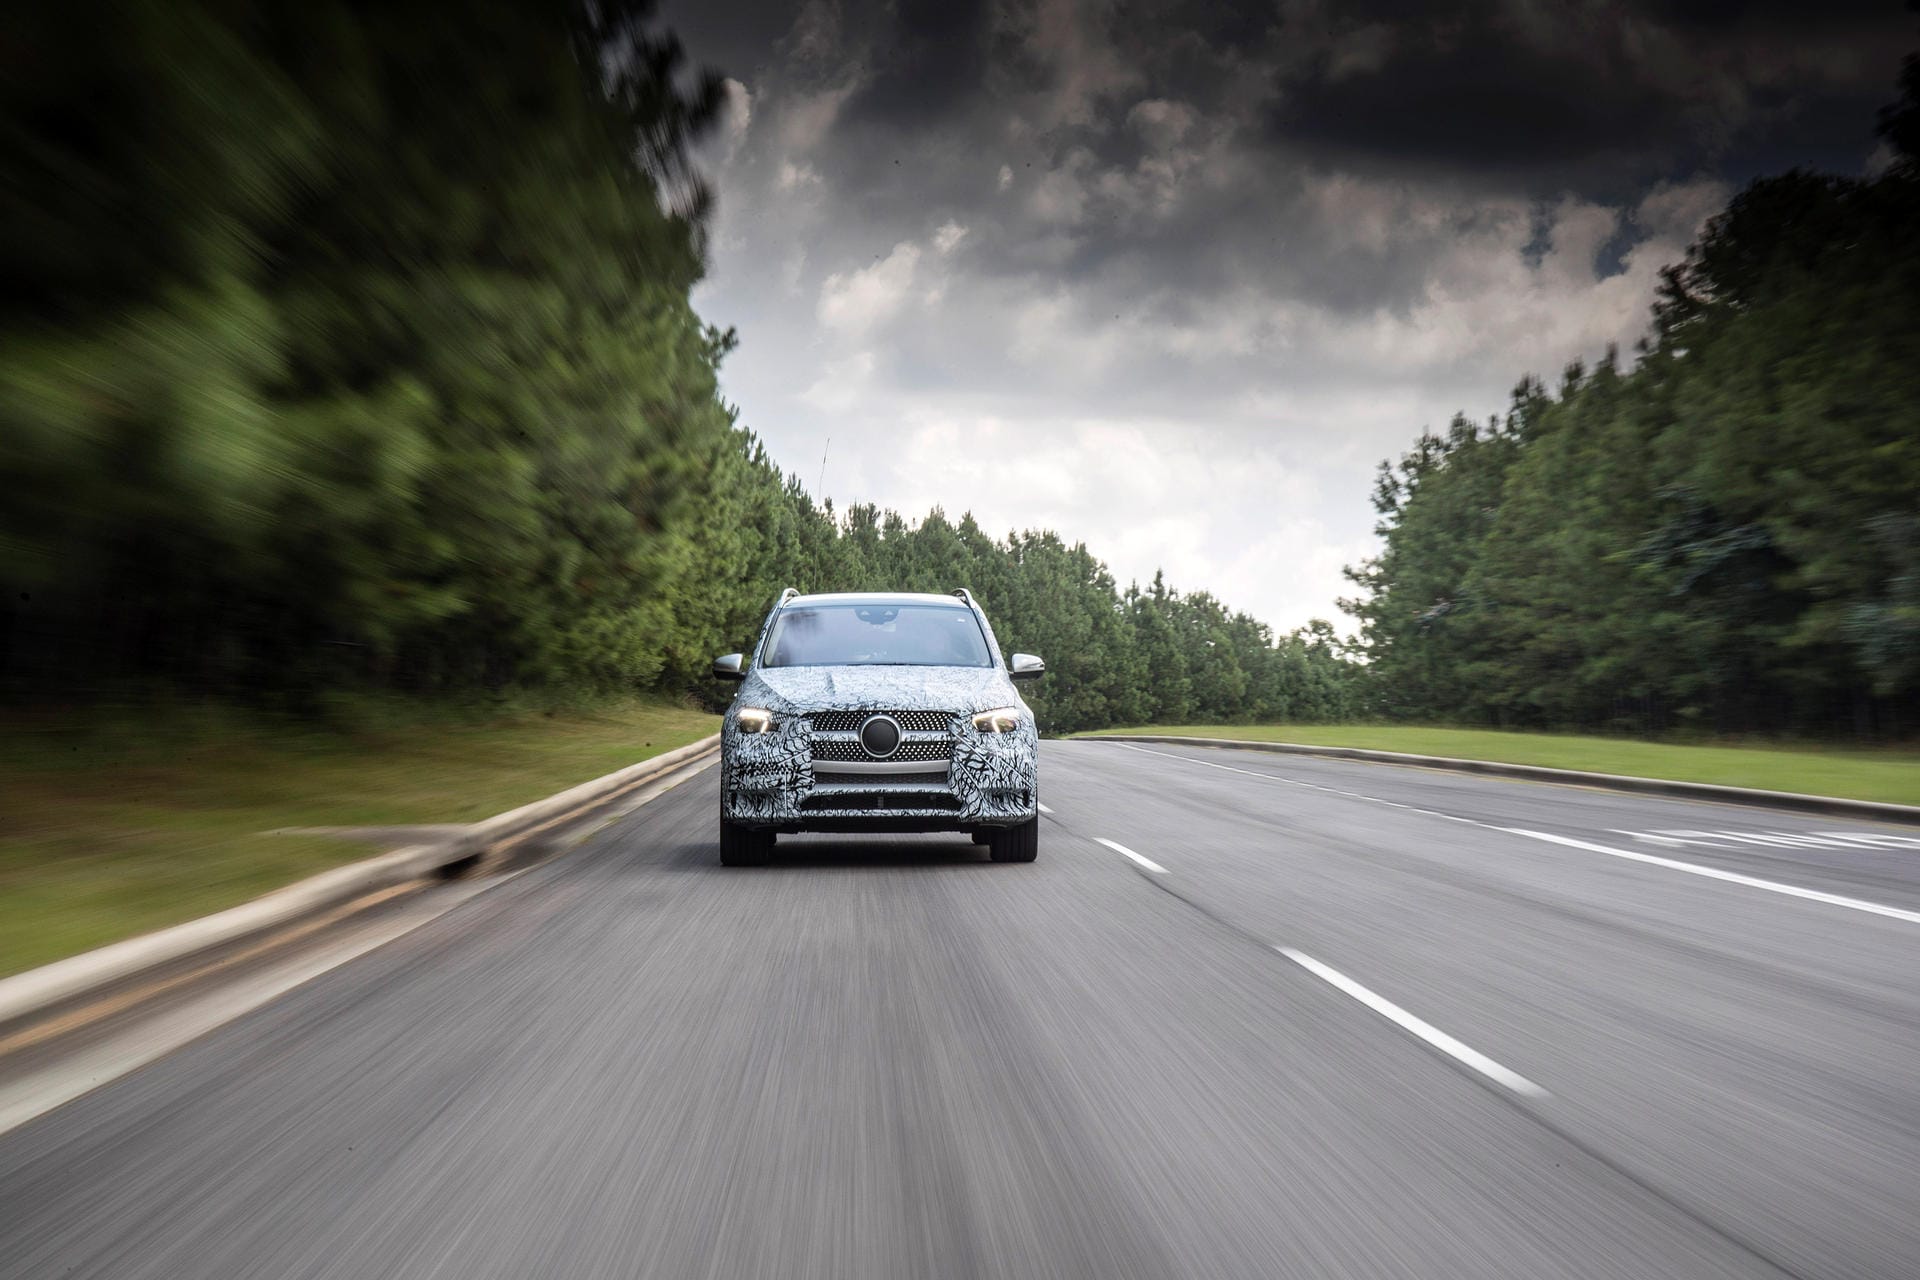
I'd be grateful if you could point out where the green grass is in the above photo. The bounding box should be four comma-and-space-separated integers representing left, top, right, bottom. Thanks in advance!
1077, 724, 1920, 807
0, 700, 718, 978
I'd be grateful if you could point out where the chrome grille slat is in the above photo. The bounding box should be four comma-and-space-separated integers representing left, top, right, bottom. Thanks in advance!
810, 709, 953, 734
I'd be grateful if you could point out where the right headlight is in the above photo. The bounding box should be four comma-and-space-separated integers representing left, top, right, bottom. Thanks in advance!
734, 707, 781, 734
972, 706, 1024, 734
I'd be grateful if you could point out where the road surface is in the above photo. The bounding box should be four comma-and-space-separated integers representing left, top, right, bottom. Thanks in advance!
4, 740, 1918, 1279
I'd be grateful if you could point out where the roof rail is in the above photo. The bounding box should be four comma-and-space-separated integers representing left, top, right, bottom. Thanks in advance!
951, 588, 977, 607
777, 587, 800, 605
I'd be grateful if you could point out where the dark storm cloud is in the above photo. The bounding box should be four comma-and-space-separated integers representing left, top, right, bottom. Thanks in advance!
842, 0, 998, 127
664, 0, 1913, 378
684, 0, 1911, 320
1263, 0, 1910, 190
1273, 25, 1680, 175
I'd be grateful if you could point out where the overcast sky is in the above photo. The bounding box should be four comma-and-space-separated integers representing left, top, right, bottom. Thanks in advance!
661, 0, 1910, 634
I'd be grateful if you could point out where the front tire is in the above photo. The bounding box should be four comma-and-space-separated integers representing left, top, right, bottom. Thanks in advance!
987, 816, 1038, 863
719, 819, 774, 866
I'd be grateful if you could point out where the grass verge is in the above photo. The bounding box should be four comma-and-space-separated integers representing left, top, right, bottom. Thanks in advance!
1077, 724, 1920, 808
0, 700, 717, 978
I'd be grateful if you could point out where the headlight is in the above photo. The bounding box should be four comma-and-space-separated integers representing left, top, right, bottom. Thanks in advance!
972, 706, 1023, 734
735, 707, 780, 734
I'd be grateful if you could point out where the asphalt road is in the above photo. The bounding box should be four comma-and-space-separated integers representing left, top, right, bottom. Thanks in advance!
4, 740, 1918, 1279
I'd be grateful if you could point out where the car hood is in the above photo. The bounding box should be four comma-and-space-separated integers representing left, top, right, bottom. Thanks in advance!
747, 664, 1016, 715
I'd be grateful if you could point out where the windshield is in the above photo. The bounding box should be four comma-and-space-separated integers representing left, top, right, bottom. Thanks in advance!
760, 603, 994, 668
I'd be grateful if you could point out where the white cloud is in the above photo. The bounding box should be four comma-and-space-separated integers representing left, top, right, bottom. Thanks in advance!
1017, 0, 1142, 128
816, 242, 922, 334
870, 413, 1363, 628
781, 247, 808, 294
799, 350, 877, 413
777, 160, 822, 190
932, 220, 969, 254
787, 0, 841, 64
997, 165, 1014, 191
721, 78, 752, 142
1305, 173, 1459, 256
1126, 99, 1197, 150
1027, 148, 1095, 226
777, 82, 858, 154
1633, 176, 1732, 239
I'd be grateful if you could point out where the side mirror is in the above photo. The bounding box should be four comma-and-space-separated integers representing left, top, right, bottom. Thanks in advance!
1009, 653, 1046, 681
712, 653, 746, 680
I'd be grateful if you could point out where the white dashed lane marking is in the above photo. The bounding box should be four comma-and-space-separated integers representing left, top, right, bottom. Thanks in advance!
1086, 829, 1552, 1100
1278, 948, 1549, 1098
1095, 837, 1167, 874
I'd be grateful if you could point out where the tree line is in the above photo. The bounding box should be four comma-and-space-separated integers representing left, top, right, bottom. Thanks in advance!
702, 472, 1360, 732
1342, 52, 1920, 737
0, 0, 1359, 735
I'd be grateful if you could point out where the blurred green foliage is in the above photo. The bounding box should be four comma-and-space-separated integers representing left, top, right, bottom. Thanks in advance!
1343, 61, 1920, 736
0, 0, 1360, 734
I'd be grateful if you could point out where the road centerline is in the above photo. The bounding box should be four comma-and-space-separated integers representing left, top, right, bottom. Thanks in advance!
1277, 947, 1549, 1098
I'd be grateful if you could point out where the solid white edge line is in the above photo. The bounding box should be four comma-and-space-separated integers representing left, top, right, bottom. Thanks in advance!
1108, 742, 1920, 928
1278, 948, 1548, 1098
1095, 837, 1167, 874
1504, 829, 1920, 926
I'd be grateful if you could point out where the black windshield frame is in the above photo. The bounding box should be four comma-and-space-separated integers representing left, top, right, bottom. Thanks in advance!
757, 602, 996, 669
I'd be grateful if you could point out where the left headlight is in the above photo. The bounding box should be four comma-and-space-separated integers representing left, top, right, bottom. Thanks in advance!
972, 706, 1024, 734
735, 707, 781, 734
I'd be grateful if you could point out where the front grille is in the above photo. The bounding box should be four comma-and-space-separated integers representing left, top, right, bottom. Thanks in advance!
812, 738, 952, 762
801, 791, 962, 812
812, 770, 949, 786
810, 709, 954, 734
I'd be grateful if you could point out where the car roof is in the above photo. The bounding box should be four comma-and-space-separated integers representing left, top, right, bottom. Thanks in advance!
783, 591, 971, 609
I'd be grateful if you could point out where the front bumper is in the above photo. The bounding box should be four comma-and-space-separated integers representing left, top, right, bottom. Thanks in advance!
722, 720, 1038, 831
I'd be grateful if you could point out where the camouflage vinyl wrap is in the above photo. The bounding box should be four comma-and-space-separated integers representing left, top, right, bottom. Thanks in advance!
720, 662, 1039, 829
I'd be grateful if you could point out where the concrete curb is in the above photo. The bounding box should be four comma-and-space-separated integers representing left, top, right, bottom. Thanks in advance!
0, 734, 720, 1030
1090, 735, 1920, 826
